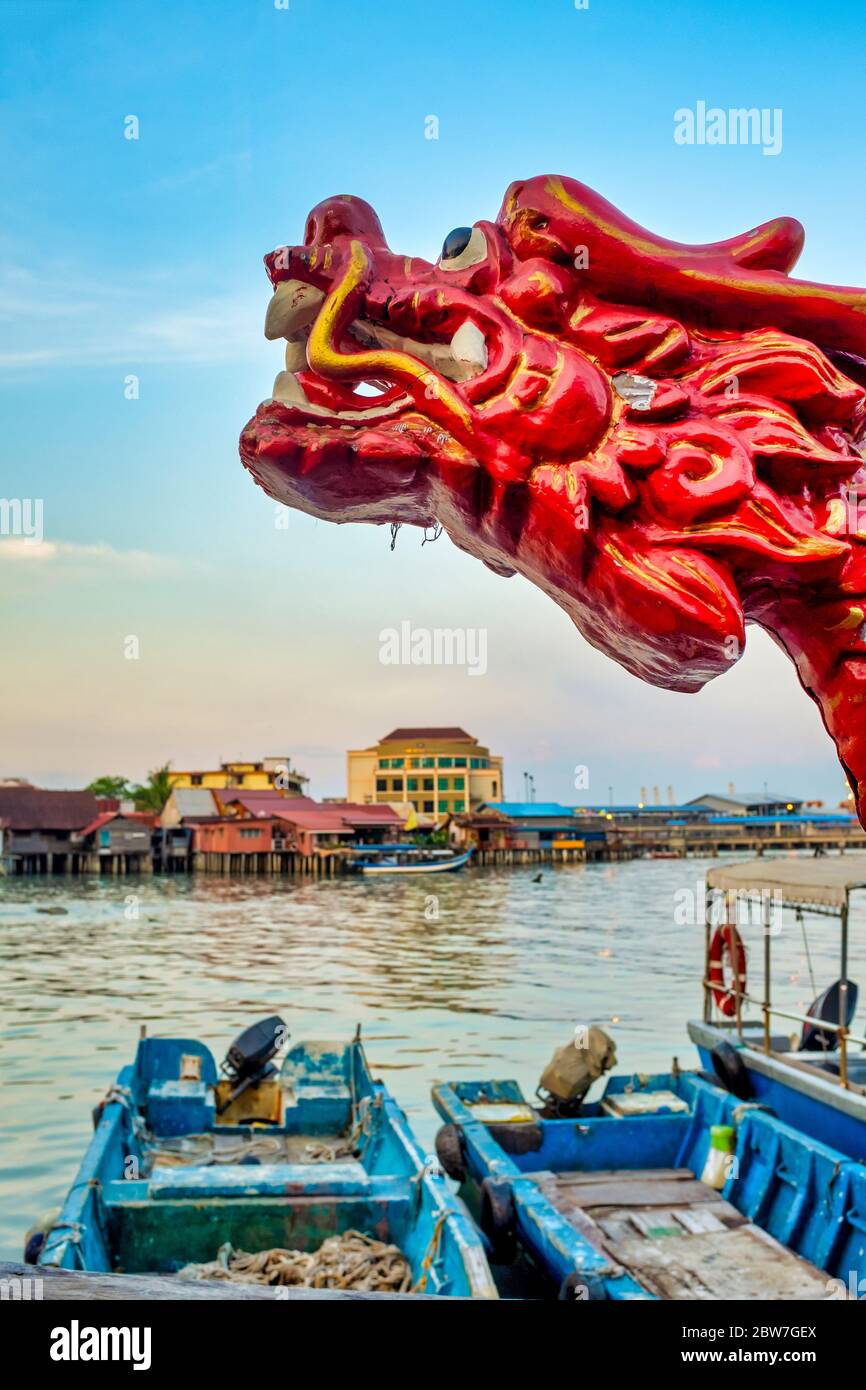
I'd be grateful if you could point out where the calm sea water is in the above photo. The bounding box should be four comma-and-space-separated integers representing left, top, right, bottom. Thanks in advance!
1, 857, 862, 1260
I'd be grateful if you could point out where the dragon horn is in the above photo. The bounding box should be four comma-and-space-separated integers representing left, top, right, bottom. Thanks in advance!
500, 175, 866, 357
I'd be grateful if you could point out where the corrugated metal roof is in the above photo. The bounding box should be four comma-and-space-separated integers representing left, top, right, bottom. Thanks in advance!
686, 792, 800, 808
704, 813, 855, 826
170, 788, 220, 818
0, 788, 99, 831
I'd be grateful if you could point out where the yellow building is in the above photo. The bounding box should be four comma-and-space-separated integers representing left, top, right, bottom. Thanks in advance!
347, 727, 504, 824
171, 757, 308, 797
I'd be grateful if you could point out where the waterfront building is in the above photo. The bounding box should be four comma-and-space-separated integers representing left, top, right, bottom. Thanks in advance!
482, 801, 583, 848
191, 800, 403, 860
77, 810, 156, 872
0, 787, 99, 873
347, 727, 504, 825
447, 807, 513, 850
684, 790, 803, 816
170, 757, 308, 797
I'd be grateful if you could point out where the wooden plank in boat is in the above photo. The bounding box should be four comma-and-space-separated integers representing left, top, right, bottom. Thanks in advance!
550, 1167, 694, 1186
672, 1205, 728, 1235
545, 1175, 720, 1209
534, 1169, 831, 1301
603, 1224, 832, 1301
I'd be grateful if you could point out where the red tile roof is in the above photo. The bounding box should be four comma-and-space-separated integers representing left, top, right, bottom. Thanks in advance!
272, 801, 403, 832
380, 727, 474, 743
0, 788, 99, 831
273, 810, 354, 833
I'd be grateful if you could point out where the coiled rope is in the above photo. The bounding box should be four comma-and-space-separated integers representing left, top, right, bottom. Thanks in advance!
178, 1230, 411, 1293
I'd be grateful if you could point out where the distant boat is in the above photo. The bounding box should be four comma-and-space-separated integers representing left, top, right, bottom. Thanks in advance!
352, 847, 475, 875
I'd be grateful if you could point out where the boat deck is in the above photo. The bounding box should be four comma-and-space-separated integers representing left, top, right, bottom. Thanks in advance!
535, 1168, 831, 1300
144, 1130, 354, 1172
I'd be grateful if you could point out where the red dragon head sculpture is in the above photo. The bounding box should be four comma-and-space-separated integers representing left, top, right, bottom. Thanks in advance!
240, 176, 866, 825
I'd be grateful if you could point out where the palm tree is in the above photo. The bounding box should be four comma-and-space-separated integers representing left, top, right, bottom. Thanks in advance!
130, 763, 177, 814
86, 775, 131, 800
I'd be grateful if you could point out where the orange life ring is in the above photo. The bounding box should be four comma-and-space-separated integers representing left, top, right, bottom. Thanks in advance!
709, 924, 747, 1017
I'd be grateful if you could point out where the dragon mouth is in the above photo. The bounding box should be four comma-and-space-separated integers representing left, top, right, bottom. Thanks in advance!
257, 241, 508, 446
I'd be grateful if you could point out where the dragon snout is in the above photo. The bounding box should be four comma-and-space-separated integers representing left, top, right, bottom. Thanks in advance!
303, 194, 388, 250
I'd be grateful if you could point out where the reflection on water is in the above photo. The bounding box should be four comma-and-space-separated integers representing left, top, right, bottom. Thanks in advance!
2, 858, 864, 1258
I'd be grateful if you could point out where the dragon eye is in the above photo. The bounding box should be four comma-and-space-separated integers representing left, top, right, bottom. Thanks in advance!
442, 227, 472, 259
439, 225, 487, 271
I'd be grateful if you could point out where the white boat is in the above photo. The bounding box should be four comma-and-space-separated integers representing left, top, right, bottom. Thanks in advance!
355, 847, 474, 876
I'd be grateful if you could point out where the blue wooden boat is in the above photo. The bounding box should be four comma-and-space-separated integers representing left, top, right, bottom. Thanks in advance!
32, 1019, 496, 1298
433, 1066, 866, 1299
432, 856, 866, 1299
689, 855, 866, 1160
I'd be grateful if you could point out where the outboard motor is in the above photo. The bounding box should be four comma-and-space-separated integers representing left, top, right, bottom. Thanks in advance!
217, 1015, 288, 1114
801, 981, 858, 1053
536, 1026, 617, 1117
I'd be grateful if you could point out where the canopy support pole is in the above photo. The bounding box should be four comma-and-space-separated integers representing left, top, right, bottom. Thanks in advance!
840, 893, 850, 1088
703, 883, 712, 1022
763, 893, 771, 1054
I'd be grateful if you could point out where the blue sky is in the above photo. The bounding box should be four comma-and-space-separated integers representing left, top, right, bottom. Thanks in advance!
1, 0, 864, 805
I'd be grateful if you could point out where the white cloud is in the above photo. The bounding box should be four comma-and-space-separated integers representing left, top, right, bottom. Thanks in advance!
0, 260, 266, 374
0, 538, 192, 576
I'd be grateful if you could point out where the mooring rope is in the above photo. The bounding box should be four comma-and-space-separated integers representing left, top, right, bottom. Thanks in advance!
178, 1230, 412, 1293
410, 1210, 448, 1294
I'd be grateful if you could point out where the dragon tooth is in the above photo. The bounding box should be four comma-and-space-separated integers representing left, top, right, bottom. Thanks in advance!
284, 338, 308, 372
350, 316, 483, 383
450, 320, 488, 376
272, 370, 313, 406
265, 280, 325, 340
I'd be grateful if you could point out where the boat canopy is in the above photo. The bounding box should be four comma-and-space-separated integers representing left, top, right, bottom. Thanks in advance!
706, 855, 866, 911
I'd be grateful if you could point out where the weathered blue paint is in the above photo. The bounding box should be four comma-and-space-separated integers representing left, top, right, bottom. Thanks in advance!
38, 1034, 496, 1298
433, 1068, 866, 1298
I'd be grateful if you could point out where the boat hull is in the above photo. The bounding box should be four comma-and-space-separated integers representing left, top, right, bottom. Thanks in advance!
689, 1018, 866, 1161
359, 849, 474, 875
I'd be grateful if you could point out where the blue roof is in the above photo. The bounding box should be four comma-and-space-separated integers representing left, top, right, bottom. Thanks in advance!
484, 803, 852, 825
704, 812, 855, 826
489, 801, 707, 818
571, 804, 694, 814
